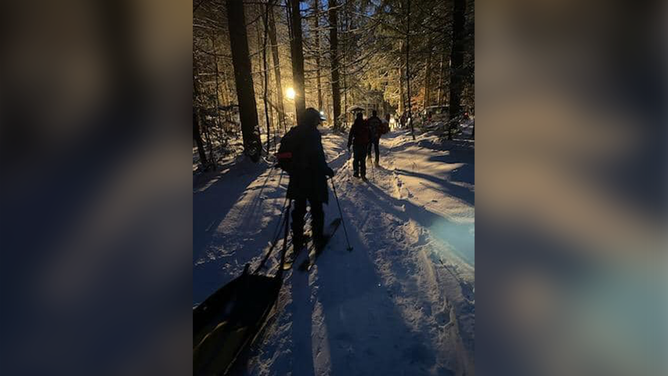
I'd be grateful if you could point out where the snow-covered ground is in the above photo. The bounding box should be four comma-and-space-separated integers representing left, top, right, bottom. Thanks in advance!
194, 128, 475, 375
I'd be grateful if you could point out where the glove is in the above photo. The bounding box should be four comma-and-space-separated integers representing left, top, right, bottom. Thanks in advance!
326, 167, 335, 177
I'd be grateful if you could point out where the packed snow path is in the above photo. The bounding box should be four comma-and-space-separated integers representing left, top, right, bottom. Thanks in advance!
194, 129, 475, 376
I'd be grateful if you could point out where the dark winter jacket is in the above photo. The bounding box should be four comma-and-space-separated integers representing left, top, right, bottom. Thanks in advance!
285, 125, 332, 204
348, 118, 371, 146
367, 116, 383, 140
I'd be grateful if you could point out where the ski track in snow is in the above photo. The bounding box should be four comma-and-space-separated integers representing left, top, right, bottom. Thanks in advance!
194, 129, 475, 376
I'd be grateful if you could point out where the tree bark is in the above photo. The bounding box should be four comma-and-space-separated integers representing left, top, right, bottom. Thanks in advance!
328, 0, 341, 129
193, 54, 214, 169
213, 51, 225, 147
288, 0, 306, 124
436, 49, 445, 105
314, 0, 323, 111
398, 40, 405, 115
226, 0, 262, 161
193, 110, 209, 170
405, 0, 415, 140
398, 66, 405, 115
342, 5, 348, 127
262, 0, 273, 154
268, 6, 286, 133
448, 0, 466, 139
423, 36, 433, 110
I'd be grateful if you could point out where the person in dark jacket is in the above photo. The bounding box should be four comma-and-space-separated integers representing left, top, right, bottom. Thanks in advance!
366, 110, 383, 166
286, 108, 335, 251
347, 112, 370, 180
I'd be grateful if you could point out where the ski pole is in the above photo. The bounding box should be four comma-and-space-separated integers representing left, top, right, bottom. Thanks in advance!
329, 178, 353, 251
277, 200, 292, 278
371, 152, 375, 181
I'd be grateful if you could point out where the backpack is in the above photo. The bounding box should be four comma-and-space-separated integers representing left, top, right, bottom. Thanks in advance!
276, 127, 299, 173
380, 121, 390, 135
368, 117, 382, 139
352, 120, 371, 145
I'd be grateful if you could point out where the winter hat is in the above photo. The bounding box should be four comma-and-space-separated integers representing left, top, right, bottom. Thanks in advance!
303, 107, 326, 126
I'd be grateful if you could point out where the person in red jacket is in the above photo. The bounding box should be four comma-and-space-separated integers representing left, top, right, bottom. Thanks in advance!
347, 112, 370, 180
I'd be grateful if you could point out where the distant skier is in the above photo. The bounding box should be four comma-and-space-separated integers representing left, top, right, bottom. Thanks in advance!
347, 112, 370, 180
366, 110, 383, 166
278, 107, 335, 251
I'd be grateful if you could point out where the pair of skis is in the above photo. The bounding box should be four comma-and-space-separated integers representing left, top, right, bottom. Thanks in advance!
283, 217, 343, 272
270, 178, 353, 273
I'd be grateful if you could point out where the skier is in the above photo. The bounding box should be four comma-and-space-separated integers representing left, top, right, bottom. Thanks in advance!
347, 112, 370, 180
281, 107, 335, 251
366, 110, 383, 166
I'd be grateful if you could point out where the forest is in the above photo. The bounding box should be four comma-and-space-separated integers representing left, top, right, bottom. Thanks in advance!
193, 0, 474, 171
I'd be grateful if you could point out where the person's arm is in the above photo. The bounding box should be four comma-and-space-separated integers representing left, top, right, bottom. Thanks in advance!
348, 123, 355, 147
315, 133, 334, 177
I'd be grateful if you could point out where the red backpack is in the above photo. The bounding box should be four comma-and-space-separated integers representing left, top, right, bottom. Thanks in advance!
276, 127, 299, 173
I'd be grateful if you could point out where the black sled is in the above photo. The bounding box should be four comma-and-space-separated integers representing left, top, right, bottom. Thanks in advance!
193, 202, 292, 376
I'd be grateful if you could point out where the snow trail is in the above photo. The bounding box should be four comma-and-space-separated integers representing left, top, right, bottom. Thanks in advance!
194, 128, 474, 375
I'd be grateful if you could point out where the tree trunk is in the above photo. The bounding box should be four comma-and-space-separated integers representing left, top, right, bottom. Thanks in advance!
213, 53, 225, 148
423, 36, 433, 110
398, 40, 405, 115
328, 0, 341, 129
314, 0, 323, 111
288, 0, 306, 124
398, 66, 405, 115
227, 0, 262, 161
406, 0, 415, 140
436, 49, 445, 105
268, 6, 286, 133
193, 110, 209, 170
342, 3, 348, 127
194, 55, 214, 169
448, 0, 466, 139
262, 1, 273, 155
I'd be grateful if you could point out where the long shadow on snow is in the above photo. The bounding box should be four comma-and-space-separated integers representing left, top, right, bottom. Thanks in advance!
193, 161, 278, 304
287, 269, 318, 376
392, 136, 473, 181
359, 182, 475, 362
426, 151, 474, 188
310, 222, 449, 375
234, 168, 287, 235
393, 168, 474, 206
193, 160, 269, 259
364, 182, 474, 266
